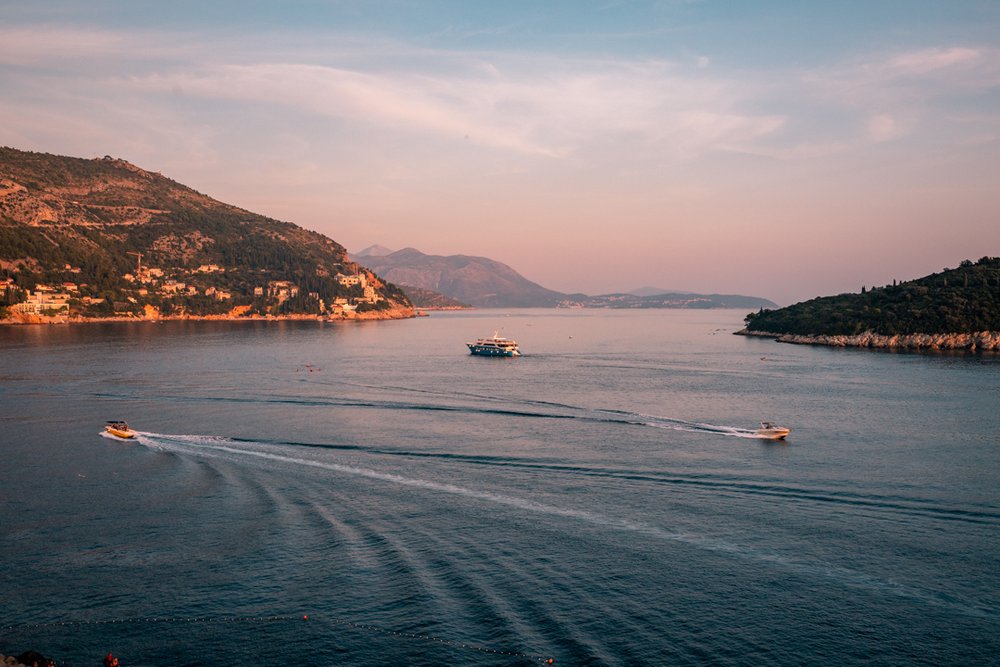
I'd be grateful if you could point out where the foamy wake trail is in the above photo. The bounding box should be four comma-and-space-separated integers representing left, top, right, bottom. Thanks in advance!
124, 431, 990, 620
600, 410, 763, 439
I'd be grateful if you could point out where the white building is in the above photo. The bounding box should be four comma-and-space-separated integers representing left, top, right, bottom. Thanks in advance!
11, 290, 71, 314
336, 273, 366, 288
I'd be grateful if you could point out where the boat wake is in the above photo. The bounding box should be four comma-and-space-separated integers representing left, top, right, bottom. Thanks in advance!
92, 388, 774, 441
122, 430, 997, 621
597, 409, 765, 439
296, 380, 772, 439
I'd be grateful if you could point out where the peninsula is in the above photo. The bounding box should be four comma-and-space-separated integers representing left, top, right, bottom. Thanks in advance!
738, 258, 1000, 351
354, 245, 777, 309
0, 148, 413, 324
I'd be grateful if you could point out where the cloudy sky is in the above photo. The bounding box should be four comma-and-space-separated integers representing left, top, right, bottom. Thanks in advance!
1, 1, 998, 304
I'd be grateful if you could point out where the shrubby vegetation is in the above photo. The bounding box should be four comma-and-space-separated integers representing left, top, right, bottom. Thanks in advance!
0, 147, 411, 317
745, 257, 1000, 335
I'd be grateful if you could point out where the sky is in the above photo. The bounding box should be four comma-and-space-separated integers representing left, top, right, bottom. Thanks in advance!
1, 1, 998, 305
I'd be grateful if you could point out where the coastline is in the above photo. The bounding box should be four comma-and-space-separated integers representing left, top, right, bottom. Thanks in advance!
735, 328, 1000, 351
0, 305, 416, 326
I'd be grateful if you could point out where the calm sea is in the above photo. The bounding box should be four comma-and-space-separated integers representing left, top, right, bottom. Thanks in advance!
1, 309, 998, 666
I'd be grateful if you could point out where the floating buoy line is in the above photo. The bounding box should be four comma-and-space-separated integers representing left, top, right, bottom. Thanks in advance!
1, 614, 555, 664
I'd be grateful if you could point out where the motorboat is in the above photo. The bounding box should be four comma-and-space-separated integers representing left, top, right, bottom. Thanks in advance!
105, 420, 137, 439
467, 331, 520, 357
755, 421, 790, 440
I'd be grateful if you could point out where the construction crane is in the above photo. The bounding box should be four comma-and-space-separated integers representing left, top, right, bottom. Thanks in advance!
126, 251, 144, 280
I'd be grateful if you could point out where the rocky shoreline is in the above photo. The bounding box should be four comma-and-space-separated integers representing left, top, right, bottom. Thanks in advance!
736, 328, 1000, 351
0, 305, 416, 326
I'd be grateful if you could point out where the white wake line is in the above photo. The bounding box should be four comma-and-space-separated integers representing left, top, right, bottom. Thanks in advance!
606, 410, 770, 439
137, 433, 993, 620
642, 422, 763, 438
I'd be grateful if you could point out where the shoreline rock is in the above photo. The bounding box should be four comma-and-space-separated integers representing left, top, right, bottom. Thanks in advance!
1, 650, 55, 666
0, 306, 416, 326
735, 328, 1000, 351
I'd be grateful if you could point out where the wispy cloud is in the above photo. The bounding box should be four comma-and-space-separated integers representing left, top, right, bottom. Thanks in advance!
883, 47, 985, 76
3, 25, 996, 169
118, 59, 786, 162
867, 113, 904, 142
796, 44, 1000, 145
0, 25, 786, 164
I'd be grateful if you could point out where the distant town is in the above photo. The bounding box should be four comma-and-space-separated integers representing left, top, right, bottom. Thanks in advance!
1, 256, 387, 321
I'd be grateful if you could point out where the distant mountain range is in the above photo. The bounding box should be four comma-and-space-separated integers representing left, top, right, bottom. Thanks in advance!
353, 246, 777, 309
0, 145, 773, 321
354, 244, 395, 258
568, 292, 779, 309
354, 246, 571, 307
628, 285, 697, 297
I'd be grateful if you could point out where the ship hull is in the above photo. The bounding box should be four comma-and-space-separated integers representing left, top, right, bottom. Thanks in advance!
467, 344, 519, 357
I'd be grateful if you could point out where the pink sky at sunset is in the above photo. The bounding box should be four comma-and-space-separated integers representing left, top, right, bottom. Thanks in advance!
1, 2, 998, 304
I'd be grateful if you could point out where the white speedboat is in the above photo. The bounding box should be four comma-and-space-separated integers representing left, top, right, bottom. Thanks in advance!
467, 331, 520, 357
105, 420, 137, 439
755, 421, 790, 440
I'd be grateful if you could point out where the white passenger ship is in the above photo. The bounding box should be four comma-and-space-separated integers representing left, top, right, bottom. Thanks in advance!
467, 331, 521, 357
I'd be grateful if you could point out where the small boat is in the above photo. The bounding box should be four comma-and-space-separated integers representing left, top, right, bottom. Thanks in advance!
467, 331, 520, 357
105, 420, 137, 439
755, 421, 790, 440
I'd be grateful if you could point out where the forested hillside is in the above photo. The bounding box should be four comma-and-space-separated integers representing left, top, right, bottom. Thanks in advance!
0, 147, 411, 319
744, 258, 1000, 336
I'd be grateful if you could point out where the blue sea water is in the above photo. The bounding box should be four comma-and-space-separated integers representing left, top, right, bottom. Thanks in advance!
1, 309, 998, 666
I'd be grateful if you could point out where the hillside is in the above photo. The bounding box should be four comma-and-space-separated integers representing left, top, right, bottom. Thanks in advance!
0, 147, 412, 321
395, 285, 470, 309
356, 247, 568, 307
742, 258, 1000, 343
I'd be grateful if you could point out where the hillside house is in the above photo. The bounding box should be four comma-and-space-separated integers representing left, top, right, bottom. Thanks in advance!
336, 273, 366, 288
359, 284, 383, 304
267, 281, 299, 303
205, 287, 232, 301
160, 281, 187, 294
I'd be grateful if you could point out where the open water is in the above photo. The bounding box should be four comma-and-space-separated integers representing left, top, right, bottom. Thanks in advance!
1, 309, 998, 666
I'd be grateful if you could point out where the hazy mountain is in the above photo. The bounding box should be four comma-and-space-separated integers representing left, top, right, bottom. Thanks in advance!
0, 147, 411, 318
353, 244, 395, 258
396, 285, 470, 309
570, 292, 778, 309
629, 286, 696, 297
357, 247, 568, 307
355, 244, 778, 309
